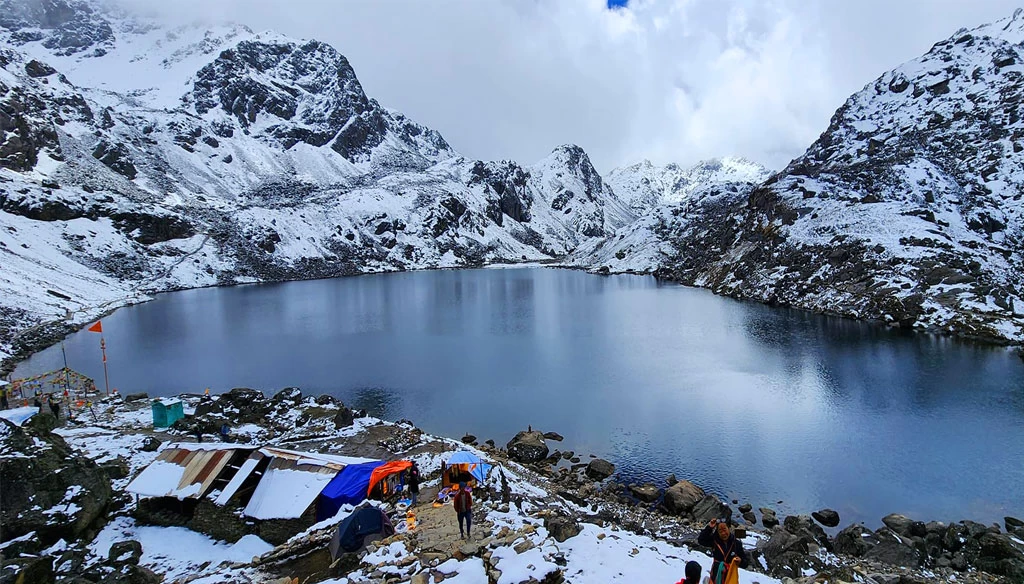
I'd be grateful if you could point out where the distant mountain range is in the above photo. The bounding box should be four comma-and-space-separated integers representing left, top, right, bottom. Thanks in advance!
1, 0, 1021, 369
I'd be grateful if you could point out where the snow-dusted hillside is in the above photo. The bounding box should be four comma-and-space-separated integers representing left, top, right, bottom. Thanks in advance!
582, 11, 1024, 343
605, 157, 770, 212
0, 0, 635, 368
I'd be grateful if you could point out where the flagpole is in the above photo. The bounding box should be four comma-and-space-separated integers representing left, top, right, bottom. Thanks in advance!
100, 336, 110, 396
61, 342, 72, 396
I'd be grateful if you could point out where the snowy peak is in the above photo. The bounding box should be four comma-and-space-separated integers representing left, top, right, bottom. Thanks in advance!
0, 0, 114, 56
607, 156, 770, 212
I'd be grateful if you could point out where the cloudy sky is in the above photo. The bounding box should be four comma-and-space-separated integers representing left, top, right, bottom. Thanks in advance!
126, 0, 1019, 173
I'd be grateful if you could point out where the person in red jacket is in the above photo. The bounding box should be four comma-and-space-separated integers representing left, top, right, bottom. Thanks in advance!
453, 482, 473, 539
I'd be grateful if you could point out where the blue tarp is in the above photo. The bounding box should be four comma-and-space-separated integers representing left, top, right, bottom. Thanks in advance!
316, 461, 384, 521
447, 451, 491, 483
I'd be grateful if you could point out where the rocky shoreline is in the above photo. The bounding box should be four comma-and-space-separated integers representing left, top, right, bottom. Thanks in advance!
1, 387, 1022, 583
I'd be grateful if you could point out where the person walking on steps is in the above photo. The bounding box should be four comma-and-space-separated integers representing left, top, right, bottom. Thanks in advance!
674, 560, 702, 584
408, 462, 421, 506
698, 518, 746, 584
453, 482, 473, 539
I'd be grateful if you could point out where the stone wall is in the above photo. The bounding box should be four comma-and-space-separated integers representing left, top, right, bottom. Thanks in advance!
188, 500, 254, 544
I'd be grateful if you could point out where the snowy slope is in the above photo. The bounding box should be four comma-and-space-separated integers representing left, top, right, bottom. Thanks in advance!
606, 157, 770, 212
0, 0, 632, 368
583, 10, 1024, 343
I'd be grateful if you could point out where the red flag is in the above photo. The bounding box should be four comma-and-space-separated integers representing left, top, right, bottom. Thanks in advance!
87, 321, 103, 333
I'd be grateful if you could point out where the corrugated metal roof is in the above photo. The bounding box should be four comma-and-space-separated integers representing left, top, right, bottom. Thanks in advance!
126, 445, 255, 500
243, 457, 341, 520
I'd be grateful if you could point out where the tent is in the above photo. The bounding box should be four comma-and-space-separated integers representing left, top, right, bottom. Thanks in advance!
367, 460, 412, 499
329, 505, 394, 558
442, 451, 491, 487
316, 460, 384, 521
152, 399, 184, 428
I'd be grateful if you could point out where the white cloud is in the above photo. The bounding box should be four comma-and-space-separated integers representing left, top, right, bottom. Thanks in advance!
118, 0, 1021, 172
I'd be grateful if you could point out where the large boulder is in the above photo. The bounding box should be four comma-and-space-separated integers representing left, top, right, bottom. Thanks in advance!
783, 515, 830, 550
663, 480, 705, 516
762, 529, 824, 578
109, 540, 143, 565
834, 524, 878, 557
0, 419, 112, 548
544, 515, 581, 543
628, 484, 660, 503
1006, 516, 1024, 537
692, 495, 732, 525
760, 507, 780, 529
218, 387, 270, 423
975, 532, 1024, 581
585, 458, 615, 481
864, 529, 922, 567
0, 556, 54, 584
506, 431, 549, 464
881, 513, 915, 536
811, 509, 840, 528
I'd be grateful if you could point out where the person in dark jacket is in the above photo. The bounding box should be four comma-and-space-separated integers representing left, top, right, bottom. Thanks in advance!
408, 463, 421, 505
674, 560, 702, 584
697, 519, 746, 584
453, 482, 473, 539
48, 395, 60, 421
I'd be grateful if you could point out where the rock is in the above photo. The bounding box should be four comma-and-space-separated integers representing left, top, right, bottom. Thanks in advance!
461, 434, 477, 445
738, 503, 752, 514
628, 483, 660, 503
560, 451, 573, 460
124, 392, 149, 403
333, 407, 354, 428
24, 60, 57, 78
881, 513, 914, 535
270, 387, 302, 404
741, 511, 757, 524
1006, 516, 1024, 536
410, 574, 430, 584
100, 456, 130, 480
105, 564, 162, 584
783, 515, 830, 550
0, 419, 112, 548
864, 529, 922, 567
975, 532, 1024, 580
459, 542, 483, 557
762, 514, 780, 529
544, 515, 581, 542
585, 458, 615, 481
811, 508, 840, 528
834, 525, 878, 557
543, 432, 564, 441
314, 394, 338, 406
942, 523, 969, 552
506, 431, 549, 464
691, 495, 732, 525
140, 437, 161, 452
663, 480, 705, 515
762, 529, 823, 578
0, 556, 54, 584
109, 540, 144, 565
666, 474, 678, 487
513, 539, 535, 554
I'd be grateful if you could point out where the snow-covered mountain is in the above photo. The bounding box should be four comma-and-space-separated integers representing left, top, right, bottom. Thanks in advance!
579, 10, 1024, 343
606, 157, 770, 212
0, 0, 638, 367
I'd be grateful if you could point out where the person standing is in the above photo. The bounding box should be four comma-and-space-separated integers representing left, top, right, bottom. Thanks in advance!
48, 395, 60, 421
697, 519, 746, 584
0, 388, 8, 410
408, 463, 421, 506
453, 482, 473, 539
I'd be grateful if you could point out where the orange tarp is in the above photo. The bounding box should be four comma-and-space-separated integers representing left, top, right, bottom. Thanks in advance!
367, 460, 413, 496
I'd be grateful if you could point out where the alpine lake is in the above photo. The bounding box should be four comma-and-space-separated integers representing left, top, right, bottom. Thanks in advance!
15, 267, 1024, 528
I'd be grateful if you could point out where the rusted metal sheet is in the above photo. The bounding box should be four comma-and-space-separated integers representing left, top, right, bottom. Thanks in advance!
126, 444, 254, 500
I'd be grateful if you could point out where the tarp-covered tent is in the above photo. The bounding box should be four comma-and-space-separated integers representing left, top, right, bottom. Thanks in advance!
329, 505, 395, 559
442, 451, 491, 487
316, 460, 384, 521
367, 460, 412, 499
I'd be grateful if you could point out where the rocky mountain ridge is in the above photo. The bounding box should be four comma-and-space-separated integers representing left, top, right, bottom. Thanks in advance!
574, 10, 1024, 344
605, 156, 771, 213
0, 0, 637, 368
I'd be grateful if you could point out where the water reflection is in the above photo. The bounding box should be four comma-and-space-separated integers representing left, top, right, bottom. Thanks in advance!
13, 267, 1024, 526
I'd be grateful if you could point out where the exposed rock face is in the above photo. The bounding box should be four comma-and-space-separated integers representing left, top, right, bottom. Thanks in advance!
662, 480, 705, 516
574, 11, 1024, 345
585, 458, 615, 481
691, 495, 732, 525
783, 515, 831, 551
864, 529, 923, 567
109, 540, 143, 565
759, 507, 780, 529
506, 430, 549, 464
628, 483, 660, 503
834, 524, 878, 557
0, 418, 112, 548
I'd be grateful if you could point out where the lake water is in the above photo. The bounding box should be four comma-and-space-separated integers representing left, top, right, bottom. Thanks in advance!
14, 267, 1024, 527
